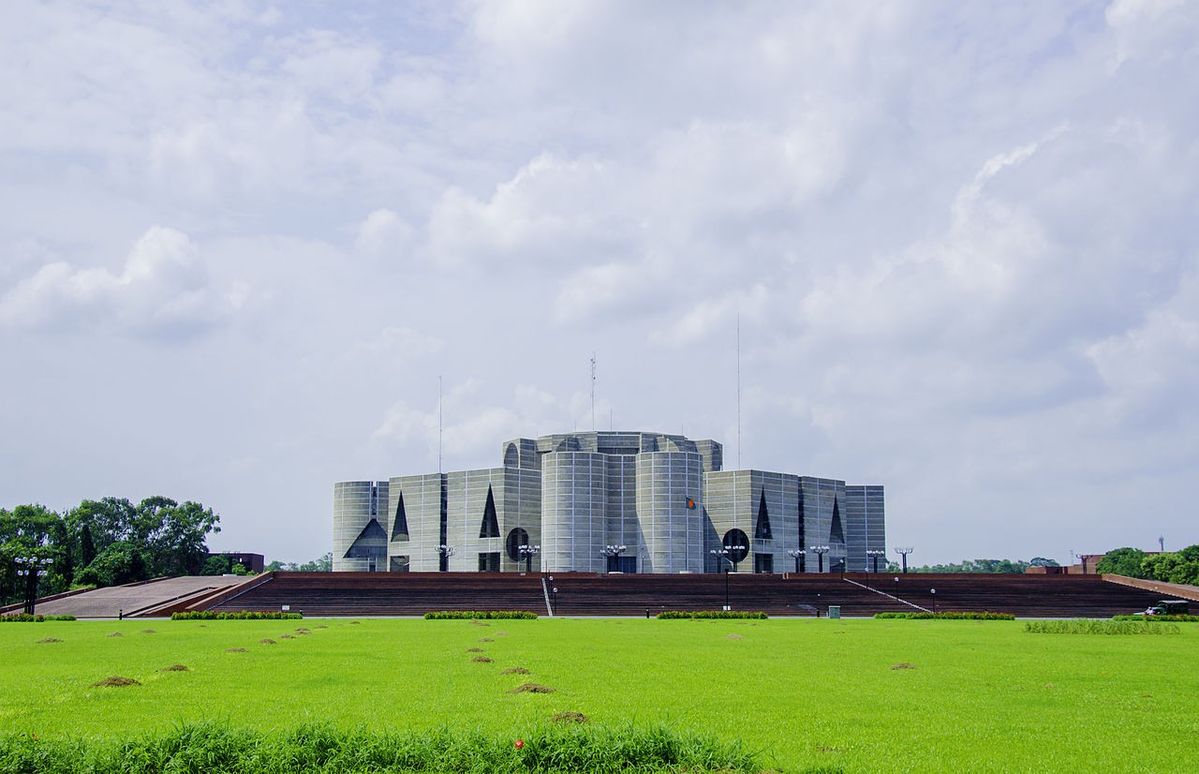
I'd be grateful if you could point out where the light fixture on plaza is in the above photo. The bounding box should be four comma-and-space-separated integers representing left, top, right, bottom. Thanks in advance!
894, 546, 914, 574
517, 543, 540, 573
601, 544, 627, 574
14, 555, 53, 615
786, 548, 806, 574
437, 544, 455, 572
809, 545, 830, 574
866, 549, 887, 573
709, 544, 744, 611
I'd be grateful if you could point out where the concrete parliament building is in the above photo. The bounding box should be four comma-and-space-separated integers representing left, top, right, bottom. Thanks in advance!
333, 431, 884, 575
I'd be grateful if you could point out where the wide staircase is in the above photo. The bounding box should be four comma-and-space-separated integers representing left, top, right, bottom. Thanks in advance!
846, 573, 1165, 617
172, 572, 1168, 618
2, 575, 251, 618
548, 572, 912, 616
209, 572, 547, 616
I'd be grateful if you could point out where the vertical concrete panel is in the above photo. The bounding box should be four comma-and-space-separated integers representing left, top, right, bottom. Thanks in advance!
542, 452, 605, 572
636, 451, 703, 574
333, 481, 387, 572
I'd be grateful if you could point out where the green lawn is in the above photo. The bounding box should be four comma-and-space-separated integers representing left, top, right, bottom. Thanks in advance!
3, 618, 1197, 772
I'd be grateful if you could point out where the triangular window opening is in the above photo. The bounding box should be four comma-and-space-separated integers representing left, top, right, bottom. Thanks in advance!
391, 493, 409, 542
829, 498, 845, 546
479, 485, 500, 538
755, 490, 773, 540
343, 518, 388, 559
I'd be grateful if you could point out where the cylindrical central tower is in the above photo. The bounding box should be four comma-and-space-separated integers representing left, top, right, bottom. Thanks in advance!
635, 451, 704, 574
541, 451, 606, 572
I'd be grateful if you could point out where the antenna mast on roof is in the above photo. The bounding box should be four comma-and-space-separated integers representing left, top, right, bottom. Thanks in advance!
438, 375, 443, 474
737, 314, 742, 469
590, 353, 597, 431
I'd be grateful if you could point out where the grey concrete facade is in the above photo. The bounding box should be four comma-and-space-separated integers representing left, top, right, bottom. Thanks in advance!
332, 480, 389, 572
334, 430, 885, 574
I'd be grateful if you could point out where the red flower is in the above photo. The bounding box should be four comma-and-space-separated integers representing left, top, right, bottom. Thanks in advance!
514, 739, 525, 750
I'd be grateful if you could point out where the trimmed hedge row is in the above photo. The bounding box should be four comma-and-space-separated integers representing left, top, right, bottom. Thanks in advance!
170, 611, 303, 620
0, 614, 76, 622
1112, 614, 1199, 622
424, 610, 539, 620
657, 611, 769, 620
1025, 619, 1181, 635
874, 611, 1015, 620
0, 721, 758, 773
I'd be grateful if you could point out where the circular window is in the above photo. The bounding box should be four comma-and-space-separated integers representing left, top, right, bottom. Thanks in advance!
722, 529, 750, 563
505, 527, 530, 562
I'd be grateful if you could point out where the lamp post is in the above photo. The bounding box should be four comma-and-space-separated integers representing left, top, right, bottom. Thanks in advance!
517, 544, 540, 573
866, 549, 886, 573
809, 545, 830, 574
709, 547, 734, 610
930, 587, 937, 614
894, 547, 914, 574
786, 548, 806, 574
14, 556, 53, 615
600, 544, 627, 573
437, 544, 455, 572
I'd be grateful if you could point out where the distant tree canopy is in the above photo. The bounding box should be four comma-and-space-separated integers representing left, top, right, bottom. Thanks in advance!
1098, 545, 1199, 586
1, 497, 221, 606
899, 558, 1035, 574
264, 552, 333, 573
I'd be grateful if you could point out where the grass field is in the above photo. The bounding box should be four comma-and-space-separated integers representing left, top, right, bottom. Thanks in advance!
3, 617, 1198, 772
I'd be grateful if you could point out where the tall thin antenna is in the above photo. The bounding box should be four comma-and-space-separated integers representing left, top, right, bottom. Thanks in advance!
1158, 535, 1165, 552
438, 375, 443, 474
609, 407, 613, 431
736, 314, 742, 469
590, 353, 597, 431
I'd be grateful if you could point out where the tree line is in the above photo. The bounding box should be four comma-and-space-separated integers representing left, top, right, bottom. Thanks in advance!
886, 557, 1060, 574
1, 497, 220, 607
1096, 545, 1199, 585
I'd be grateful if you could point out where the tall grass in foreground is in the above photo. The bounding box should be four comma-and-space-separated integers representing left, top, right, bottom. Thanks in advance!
0, 722, 759, 774
1024, 619, 1181, 635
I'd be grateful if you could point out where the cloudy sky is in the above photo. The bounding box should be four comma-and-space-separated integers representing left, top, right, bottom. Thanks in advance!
2, 1, 1196, 565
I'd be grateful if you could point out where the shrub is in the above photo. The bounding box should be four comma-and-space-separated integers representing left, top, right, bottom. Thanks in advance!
0, 614, 77, 622
0, 722, 759, 773
1025, 619, 1182, 635
1111, 614, 1199, 623
170, 611, 302, 620
873, 611, 1015, 620
656, 610, 768, 620
423, 610, 538, 619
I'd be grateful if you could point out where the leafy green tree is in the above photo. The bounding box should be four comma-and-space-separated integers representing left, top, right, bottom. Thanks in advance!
1095, 547, 1148, 578
1, 504, 70, 605
230, 563, 250, 576
75, 541, 150, 587
1029, 557, 1060, 568
131, 498, 221, 577
79, 524, 97, 567
201, 555, 232, 576
66, 498, 137, 554
1142, 546, 1199, 586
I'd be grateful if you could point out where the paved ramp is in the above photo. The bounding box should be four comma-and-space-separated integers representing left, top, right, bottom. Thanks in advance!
28, 576, 249, 618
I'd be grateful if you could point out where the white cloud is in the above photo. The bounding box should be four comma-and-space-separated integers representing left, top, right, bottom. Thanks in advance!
355, 209, 415, 256
0, 226, 242, 335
